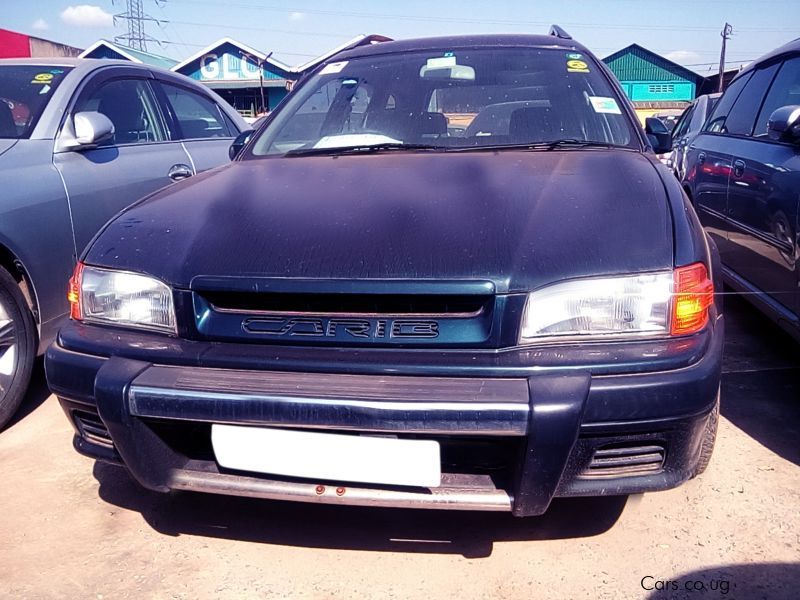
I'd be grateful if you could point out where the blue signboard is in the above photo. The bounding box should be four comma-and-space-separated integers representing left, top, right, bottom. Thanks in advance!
179, 42, 287, 83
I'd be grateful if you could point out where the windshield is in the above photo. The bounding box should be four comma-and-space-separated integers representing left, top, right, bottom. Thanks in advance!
0, 66, 72, 139
250, 48, 637, 156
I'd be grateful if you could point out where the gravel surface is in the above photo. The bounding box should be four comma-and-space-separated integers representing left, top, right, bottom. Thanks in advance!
1, 296, 798, 599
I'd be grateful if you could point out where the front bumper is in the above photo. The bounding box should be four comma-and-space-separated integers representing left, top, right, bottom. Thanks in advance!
47, 317, 723, 516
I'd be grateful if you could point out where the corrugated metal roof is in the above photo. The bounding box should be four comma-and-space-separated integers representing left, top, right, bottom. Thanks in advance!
79, 40, 177, 69
603, 44, 700, 83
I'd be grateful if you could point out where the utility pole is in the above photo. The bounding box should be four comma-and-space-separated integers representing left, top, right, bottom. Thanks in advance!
113, 0, 162, 51
241, 51, 273, 115
717, 22, 733, 93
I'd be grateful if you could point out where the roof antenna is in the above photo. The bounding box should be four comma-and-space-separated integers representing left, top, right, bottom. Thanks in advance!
549, 25, 572, 40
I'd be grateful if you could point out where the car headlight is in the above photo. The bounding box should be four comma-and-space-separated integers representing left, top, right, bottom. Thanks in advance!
68, 263, 176, 334
519, 264, 713, 342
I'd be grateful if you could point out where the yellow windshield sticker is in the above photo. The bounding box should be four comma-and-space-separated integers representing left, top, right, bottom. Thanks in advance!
567, 59, 589, 73
31, 73, 54, 84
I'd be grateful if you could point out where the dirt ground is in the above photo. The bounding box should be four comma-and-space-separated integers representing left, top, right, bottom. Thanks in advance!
1, 295, 798, 600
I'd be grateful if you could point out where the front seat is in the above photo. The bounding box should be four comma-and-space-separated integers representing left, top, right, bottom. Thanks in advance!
97, 86, 147, 145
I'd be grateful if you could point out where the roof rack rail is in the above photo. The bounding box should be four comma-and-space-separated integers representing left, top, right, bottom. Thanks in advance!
549, 25, 572, 40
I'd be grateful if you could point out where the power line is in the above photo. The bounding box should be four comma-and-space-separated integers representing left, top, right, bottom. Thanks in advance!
164, 0, 800, 33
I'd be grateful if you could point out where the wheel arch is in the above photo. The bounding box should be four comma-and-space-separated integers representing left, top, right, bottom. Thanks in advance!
0, 242, 40, 328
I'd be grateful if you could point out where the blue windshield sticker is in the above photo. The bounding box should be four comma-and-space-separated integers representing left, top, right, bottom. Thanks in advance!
589, 96, 622, 114
566, 53, 583, 60
49, 69, 64, 74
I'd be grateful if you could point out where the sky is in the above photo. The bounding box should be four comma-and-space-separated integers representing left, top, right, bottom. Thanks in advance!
4, 0, 798, 74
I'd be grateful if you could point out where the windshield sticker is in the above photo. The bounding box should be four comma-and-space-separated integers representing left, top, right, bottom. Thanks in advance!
589, 96, 622, 114
50, 69, 64, 75
566, 53, 583, 60
319, 61, 348, 75
31, 72, 54, 84
39, 84, 51, 95
426, 55, 457, 69
566, 60, 590, 73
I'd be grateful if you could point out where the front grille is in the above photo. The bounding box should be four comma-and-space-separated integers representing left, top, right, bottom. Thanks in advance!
72, 410, 114, 449
203, 292, 489, 318
191, 285, 501, 347
580, 443, 665, 478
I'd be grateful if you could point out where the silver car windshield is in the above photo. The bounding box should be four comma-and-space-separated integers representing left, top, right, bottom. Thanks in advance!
251, 48, 637, 156
0, 66, 72, 139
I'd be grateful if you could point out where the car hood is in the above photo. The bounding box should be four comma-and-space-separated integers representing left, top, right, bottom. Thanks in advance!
85, 150, 673, 293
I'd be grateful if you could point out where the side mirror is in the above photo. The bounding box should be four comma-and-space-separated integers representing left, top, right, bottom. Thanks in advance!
767, 105, 800, 143
229, 129, 253, 160
72, 111, 114, 149
645, 117, 672, 154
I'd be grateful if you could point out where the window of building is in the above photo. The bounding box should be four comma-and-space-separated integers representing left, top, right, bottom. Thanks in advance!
648, 84, 675, 94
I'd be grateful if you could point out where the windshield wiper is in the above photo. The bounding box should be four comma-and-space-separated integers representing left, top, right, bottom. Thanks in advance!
449, 139, 627, 153
285, 143, 445, 157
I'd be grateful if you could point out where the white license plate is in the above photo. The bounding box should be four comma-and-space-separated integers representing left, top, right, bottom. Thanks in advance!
211, 424, 441, 488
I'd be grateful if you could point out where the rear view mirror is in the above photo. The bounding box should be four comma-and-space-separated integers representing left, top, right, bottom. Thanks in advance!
645, 117, 672, 154
70, 111, 114, 150
767, 105, 800, 143
229, 130, 254, 160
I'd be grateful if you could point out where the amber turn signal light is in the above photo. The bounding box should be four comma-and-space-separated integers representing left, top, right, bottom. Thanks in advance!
67, 261, 84, 320
671, 262, 713, 335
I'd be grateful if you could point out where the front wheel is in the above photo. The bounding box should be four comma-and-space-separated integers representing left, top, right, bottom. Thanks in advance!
693, 391, 720, 477
0, 267, 36, 430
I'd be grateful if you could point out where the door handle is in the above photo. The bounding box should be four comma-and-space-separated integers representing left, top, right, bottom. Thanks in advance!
697, 152, 706, 165
733, 159, 746, 178
168, 163, 193, 181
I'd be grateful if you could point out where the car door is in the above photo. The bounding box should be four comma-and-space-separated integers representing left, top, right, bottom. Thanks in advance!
155, 80, 241, 173
687, 72, 753, 259
53, 69, 194, 254
725, 56, 800, 317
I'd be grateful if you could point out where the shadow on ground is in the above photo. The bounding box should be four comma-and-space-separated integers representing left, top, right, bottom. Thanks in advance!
93, 461, 627, 557
720, 295, 800, 466
3, 358, 49, 432
645, 562, 800, 599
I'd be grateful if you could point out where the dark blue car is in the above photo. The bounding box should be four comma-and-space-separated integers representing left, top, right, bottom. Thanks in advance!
683, 37, 800, 341
46, 30, 723, 517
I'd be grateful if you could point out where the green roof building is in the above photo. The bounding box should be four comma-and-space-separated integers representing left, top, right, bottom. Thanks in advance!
603, 44, 701, 103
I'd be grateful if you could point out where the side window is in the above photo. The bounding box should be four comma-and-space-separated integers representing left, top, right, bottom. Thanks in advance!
754, 56, 800, 138
672, 106, 693, 139
161, 83, 231, 139
722, 63, 779, 136
75, 78, 165, 146
704, 72, 752, 133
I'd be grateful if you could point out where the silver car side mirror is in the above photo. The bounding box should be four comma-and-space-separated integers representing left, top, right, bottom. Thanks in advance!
73, 111, 115, 148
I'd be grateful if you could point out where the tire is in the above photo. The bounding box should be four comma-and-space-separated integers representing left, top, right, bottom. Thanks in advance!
693, 391, 720, 477
0, 266, 36, 430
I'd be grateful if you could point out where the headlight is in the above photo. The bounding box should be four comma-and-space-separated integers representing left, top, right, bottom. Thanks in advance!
68, 263, 176, 334
520, 272, 674, 341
